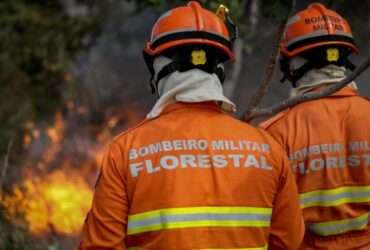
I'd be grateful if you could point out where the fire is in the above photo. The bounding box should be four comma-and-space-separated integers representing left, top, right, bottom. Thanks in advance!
2, 105, 143, 240
1, 170, 93, 235
46, 112, 64, 144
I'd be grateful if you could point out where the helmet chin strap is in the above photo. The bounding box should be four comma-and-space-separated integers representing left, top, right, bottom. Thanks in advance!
154, 62, 225, 93
151, 56, 173, 98
280, 47, 356, 87
151, 47, 226, 97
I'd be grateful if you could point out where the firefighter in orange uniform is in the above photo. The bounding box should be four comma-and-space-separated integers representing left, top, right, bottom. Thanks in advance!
260, 3, 370, 250
79, 2, 304, 249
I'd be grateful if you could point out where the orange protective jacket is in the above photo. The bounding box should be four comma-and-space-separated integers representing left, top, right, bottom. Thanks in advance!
79, 102, 304, 250
260, 87, 370, 250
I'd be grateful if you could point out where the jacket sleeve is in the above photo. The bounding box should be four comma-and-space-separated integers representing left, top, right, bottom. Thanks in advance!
268, 154, 304, 250
79, 142, 128, 250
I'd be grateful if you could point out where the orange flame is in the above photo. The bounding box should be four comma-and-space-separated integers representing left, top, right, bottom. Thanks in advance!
3, 106, 143, 238
1, 170, 93, 235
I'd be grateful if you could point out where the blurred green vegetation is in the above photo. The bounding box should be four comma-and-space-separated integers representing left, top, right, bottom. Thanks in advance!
0, 1, 102, 246
0, 0, 100, 156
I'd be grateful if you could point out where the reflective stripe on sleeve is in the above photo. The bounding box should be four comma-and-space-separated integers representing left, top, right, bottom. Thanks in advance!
300, 185, 370, 208
127, 206, 272, 235
307, 212, 370, 236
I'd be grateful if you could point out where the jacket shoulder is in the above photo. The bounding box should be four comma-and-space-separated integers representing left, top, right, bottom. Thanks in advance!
258, 109, 290, 130
362, 96, 370, 102
112, 118, 152, 143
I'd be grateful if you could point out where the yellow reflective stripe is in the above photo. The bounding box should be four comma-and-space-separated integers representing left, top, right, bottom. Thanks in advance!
128, 220, 270, 235
308, 212, 370, 236
302, 196, 370, 208
129, 206, 272, 222
300, 185, 370, 208
301, 186, 370, 199
127, 206, 272, 235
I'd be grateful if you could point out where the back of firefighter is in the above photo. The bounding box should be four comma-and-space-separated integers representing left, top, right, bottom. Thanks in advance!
260, 3, 370, 250
79, 2, 304, 249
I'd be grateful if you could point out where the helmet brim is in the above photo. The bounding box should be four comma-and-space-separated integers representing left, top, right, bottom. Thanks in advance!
144, 39, 235, 62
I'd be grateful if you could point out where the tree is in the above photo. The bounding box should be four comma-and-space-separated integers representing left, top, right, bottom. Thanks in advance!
0, 0, 101, 156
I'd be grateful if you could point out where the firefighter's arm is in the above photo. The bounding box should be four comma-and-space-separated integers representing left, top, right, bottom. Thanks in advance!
268, 154, 304, 250
79, 142, 128, 250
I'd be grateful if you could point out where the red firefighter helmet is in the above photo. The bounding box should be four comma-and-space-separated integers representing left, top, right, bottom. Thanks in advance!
144, 1, 235, 61
280, 3, 359, 58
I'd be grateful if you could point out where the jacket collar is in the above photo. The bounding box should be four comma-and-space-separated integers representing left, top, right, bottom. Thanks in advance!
160, 101, 223, 115
329, 86, 358, 97
301, 85, 358, 98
